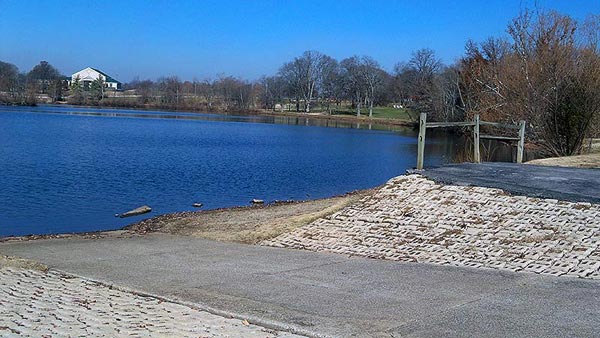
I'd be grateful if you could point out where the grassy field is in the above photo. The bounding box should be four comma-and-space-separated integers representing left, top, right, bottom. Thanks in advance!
305, 105, 415, 120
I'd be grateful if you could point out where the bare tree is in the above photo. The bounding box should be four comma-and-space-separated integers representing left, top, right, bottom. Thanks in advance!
409, 48, 441, 92
298, 50, 331, 113
0, 61, 19, 102
340, 56, 366, 116
408, 48, 442, 116
157, 76, 181, 107
259, 75, 285, 110
279, 51, 334, 113
200, 78, 216, 110
457, 9, 600, 156
360, 56, 385, 117
391, 62, 415, 113
279, 60, 303, 112
320, 59, 342, 114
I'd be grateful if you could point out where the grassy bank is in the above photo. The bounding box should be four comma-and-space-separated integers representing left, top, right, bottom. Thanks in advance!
527, 152, 600, 168
527, 140, 600, 168
329, 106, 414, 120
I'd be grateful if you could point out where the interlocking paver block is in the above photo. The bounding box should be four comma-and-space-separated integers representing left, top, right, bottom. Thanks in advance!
263, 174, 600, 280
0, 267, 302, 337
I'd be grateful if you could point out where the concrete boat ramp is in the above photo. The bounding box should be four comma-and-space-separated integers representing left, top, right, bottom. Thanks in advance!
2, 234, 599, 337
1, 163, 599, 337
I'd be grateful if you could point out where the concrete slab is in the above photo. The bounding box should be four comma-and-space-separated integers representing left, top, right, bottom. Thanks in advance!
2, 234, 599, 337
418, 162, 600, 203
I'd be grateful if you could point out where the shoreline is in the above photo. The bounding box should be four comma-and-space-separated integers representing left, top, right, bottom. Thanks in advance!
242, 109, 417, 127
0, 187, 376, 243
3, 153, 598, 242
36, 102, 418, 128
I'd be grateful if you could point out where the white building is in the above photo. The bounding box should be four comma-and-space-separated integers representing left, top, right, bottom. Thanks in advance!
71, 67, 121, 90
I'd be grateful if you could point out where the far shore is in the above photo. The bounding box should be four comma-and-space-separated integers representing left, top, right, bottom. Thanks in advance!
245, 109, 417, 127
19, 102, 418, 128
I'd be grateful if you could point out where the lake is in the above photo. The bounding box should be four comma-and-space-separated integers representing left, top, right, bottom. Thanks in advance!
0, 105, 456, 237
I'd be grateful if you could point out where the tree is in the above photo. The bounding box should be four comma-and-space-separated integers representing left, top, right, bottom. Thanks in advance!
68, 75, 84, 105
391, 62, 415, 112
297, 50, 329, 113
199, 78, 216, 110
406, 48, 442, 116
340, 56, 366, 116
132, 79, 155, 105
259, 75, 285, 110
0, 61, 19, 102
432, 65, 463, 122
455, 9, 600, 156
279, 50, 334, 113
360, 56, 385, 117
27, 61, 61, 97
505, 10, 599, 155
90, 75, 105, 102
279, 60, 303, 112
158, 76, 181, 107
213, 75, 253, 110
320, 59, 342, 114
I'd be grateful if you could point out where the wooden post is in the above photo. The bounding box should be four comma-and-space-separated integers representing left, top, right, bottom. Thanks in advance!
517, 120, 526, 163
473, 114, 481, 163
417, 113, 427, 169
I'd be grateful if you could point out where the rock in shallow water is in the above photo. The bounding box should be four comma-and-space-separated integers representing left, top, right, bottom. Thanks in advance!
119, 205, 152, 218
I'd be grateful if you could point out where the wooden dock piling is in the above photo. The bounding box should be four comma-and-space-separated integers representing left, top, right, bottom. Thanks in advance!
416, 113, 526, 169
517, 120, 526, 163
474, 115, 481, 163
417, 113, 427, 170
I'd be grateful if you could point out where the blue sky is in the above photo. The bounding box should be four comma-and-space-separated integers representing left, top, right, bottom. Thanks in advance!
0, 0, 598, 82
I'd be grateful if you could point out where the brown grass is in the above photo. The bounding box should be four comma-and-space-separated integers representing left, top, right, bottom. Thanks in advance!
126, 190, 372, 244
526, 152, 600, 168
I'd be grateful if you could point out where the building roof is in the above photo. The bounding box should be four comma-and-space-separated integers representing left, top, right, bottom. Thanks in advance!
73, 67, 121, 84
89, 68, 121, 84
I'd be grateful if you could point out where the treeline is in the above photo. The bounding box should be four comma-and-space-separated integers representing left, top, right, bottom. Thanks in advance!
0, 61, 65, 105
123, 9, 600, 156
457, 10, 600, 157
0, 9, 598, 156
118, 76, 260, 111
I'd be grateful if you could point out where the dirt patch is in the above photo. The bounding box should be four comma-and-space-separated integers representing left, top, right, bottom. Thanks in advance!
0, 255, 48, 272
126, 190, 373, 244
527, 152, 600, 169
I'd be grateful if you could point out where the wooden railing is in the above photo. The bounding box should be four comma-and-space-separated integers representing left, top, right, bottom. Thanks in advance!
416, 113, 525, 169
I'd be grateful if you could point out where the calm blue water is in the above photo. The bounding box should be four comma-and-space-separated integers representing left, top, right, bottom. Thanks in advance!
0, 105, 448, 237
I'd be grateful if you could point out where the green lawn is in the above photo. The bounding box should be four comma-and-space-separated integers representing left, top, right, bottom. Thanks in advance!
327, 106, 414, 120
